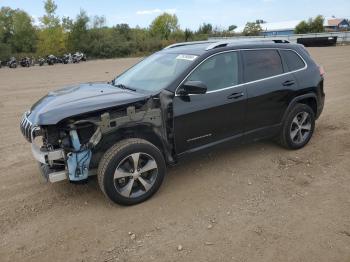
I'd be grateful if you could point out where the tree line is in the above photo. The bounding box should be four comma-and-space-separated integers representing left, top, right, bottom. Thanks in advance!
0, 0, 239, 60
0, 0, 343, 61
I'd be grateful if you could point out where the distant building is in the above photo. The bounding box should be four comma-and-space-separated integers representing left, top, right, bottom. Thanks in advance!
259, 20, 301, 36
324, 17, 350, 31
233, 17, 349, 36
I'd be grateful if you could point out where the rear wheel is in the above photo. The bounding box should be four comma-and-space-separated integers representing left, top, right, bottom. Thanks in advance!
97, 138, 166, 205
279, 103, 315, 149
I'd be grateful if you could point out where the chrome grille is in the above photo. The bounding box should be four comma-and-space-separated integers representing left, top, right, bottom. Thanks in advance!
20, 112, 33, 142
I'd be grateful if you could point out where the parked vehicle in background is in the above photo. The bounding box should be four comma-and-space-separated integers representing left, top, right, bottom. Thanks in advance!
72, 52, 86, 63
81, 52, 87, 61
56, 57, 63, 64
20, 57, 31, 67
38, 57, 45, 66
0, 60, 2, 68
47, 55, 57, 65
62, 53, 71, 64
8, 57, 17, 68
20, 40, 325, 205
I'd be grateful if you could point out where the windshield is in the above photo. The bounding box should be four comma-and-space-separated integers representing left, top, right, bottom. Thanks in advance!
114, 53, 198, 92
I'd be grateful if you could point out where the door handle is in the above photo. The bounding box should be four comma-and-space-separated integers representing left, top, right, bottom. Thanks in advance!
282, 80, 295, 86
227, 92, 244, 99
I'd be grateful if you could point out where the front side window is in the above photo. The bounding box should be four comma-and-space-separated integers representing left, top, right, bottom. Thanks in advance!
243, 49, 283, 82
280, 50, 305, 71
114, 53, 197, 92
187, 51, 239, 92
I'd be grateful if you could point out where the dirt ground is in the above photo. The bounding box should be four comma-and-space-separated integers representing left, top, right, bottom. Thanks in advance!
0, 46, 350, 262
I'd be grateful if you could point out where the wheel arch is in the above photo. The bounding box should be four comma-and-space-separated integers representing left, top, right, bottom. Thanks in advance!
91, 123, 173, 168
283, 93, 318, 122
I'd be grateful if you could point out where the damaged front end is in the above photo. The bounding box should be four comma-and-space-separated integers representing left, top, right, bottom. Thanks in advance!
21, 111, 102, 182
20, 93, 171, 183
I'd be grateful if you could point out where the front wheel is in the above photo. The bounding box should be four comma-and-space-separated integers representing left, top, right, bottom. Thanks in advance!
97, 138, 166, 205
279, 103, 315, 149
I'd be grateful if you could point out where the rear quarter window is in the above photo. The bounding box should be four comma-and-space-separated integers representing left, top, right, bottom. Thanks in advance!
243, 49, 284, 82
280, 49, 306, 71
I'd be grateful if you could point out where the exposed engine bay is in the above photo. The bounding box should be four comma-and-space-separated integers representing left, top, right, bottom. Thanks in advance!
23, 90, 174, 183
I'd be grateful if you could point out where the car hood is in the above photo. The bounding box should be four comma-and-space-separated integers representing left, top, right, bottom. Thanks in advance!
27, 83, 150, 125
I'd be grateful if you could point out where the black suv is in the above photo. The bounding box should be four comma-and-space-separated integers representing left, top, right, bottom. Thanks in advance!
20, 40, 325, 205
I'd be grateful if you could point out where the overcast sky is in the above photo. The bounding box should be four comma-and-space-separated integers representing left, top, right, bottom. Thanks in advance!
0, 0, 349, 30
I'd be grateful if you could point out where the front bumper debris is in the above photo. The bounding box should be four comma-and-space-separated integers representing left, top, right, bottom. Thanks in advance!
31, 143, 65, 164
31, 138, 96, 183
37, 162, 96, 183
32, 144, 67, 183
21, 111, 103, 184
37, 163, 68, 183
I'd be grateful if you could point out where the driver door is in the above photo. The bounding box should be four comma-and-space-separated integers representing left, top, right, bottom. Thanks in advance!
173, 51, 247, 154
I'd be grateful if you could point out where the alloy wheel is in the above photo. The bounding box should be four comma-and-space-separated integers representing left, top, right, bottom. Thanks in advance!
113, 152, 158, 198
290, 111, 312, 144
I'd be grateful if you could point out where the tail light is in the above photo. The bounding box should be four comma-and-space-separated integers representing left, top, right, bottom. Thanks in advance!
318, 65, 325, 77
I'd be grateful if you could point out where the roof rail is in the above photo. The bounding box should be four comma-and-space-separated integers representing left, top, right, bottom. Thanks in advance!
205, 41, 230, 50
272, 39, 290, 43
205, 39, 290, 51
163, 40, 216, 50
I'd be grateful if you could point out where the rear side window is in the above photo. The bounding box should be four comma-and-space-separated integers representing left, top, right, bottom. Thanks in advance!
280, 50, 305, 71
243, 49, 283, 82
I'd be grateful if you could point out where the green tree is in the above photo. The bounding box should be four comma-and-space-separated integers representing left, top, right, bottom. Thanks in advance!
228, 25, 237, 31
10, 10, 37, 53
0, 7, 37, 54
197, 23, 213, 34
149, 13, 179, 40
114, 24, 131, 40
62, 16, 73, 32
0, 7, 15, 44
295, 15, 324, 34
40, 0, 60, 27
255, 19, 266, 24
295, 21, 309, 34
92, 15, 106, 29
0, 43, 12, 60
184, 28, 193, 41
310, 15, 324, 33
37, 0, 66, 55
243, 22, 262, 36
67, 10, 89, 52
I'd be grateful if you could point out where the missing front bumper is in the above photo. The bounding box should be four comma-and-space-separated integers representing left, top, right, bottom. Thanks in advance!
37, 163, 67, 183
31, 143, 65, 164
37, 162, 96, 183
30, 129, 97, 183
32, 144, 68, 183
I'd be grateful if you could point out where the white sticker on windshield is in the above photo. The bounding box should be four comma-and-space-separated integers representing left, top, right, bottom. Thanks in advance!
176, 54, 198, 61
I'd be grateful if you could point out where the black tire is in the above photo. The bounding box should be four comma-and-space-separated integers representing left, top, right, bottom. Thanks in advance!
279, 103, 315, 149
97, 138, 166, 205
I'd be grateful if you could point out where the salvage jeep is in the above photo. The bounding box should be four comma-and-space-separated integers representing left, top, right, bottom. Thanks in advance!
20, 40, 325, 205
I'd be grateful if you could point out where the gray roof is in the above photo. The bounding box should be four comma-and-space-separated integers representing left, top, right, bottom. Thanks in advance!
161, 39, 297, 55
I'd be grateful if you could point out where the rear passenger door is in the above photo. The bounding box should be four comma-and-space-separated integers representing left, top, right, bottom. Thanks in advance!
242, 49, 298, 135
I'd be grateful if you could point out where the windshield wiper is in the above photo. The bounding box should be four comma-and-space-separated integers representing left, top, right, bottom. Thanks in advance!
113, 83, 136, 92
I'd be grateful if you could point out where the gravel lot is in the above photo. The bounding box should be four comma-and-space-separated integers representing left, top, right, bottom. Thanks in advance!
0, 46, 350, 262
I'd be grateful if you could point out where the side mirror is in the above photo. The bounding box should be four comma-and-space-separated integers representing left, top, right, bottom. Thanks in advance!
178, 81, 207, 95
110, 77, 119, 86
